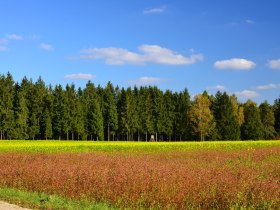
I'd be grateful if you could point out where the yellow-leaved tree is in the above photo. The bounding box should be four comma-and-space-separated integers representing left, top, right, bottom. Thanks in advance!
189, 94, 216, 141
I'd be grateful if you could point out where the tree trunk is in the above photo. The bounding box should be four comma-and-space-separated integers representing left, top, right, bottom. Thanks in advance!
146, 132, 147, 142
107, 123, 110, 141
156, 132, 158, 142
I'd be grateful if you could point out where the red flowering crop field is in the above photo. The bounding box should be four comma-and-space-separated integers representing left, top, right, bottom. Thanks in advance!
0, 141, 279, 209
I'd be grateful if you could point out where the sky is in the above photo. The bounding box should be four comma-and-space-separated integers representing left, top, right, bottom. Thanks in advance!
0, 0, 280, 104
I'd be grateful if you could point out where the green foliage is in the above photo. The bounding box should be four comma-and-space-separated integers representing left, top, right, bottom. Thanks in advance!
0, 72, 278, 141
190, 94, 216, 141
0, 187, 114, 210
242, 101, 264, 140
103, 82, 118, 140
273, 97, 280, 136
213, 92, 240, 140
259, 101, 276, 139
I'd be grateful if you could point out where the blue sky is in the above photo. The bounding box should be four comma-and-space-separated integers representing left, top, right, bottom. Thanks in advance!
1, 0, 280, 103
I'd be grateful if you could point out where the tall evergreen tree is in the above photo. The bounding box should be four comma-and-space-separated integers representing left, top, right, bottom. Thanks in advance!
213, 92, 240, 140
103, 82, 118, 140
259, 101, 275, 139
64, 84, 76, 140
241, 100, 264, 140
176, 88, 191, 140
74, 87, 86, 140
41, 86, 53, 140
119, 87, 138, 140
13, 83, 28, 139
163, 90, 175, 141
52, 85, 66, 140
83, 81, 104, 140
273, 97, 280, 136
0, 73, 15, 139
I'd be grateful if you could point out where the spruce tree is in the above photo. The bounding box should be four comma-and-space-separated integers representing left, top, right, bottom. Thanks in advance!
103, 82, 118, 140
13, 83, 28, 139
177, 88, 191, 140
274, 97, 280, 136
259, 101, 275, 139
0, 73, 15, 139
241, 100, 264, 140
52, 85, 66, 140
213, 92, 240, 140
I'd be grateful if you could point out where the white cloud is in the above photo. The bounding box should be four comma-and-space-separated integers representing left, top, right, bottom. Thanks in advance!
0, 46, 8, 52
81, 47, 143, 65
64, 73, 95, 80
255, 83, 280, 90
143, 6, 166, 14
214, 58, 256, 70
207, 85, 226, 91
267, 59, 280, 70
39, 43, 54, 51
6, 34, 23, 40
80, 45, 203, 65
129, 77, 164, 86
235, 90, 259, 99
245, 19, 255, 24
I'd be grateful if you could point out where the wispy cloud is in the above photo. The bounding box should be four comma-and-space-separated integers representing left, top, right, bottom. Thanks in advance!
129, 77, 164, 86
214, 58, 256, 70
0, 38, 8, 45
143, 5, 166, 14
6, 34, 23, 40
234, 90, 259, 99
80, 45, 203, 65
39, 43, 54, 51
207, 85, 226, 92
64, 73, 95, 80
0, 46, 8, 52
255, 83, 280, 90
267, 59, 280, 70
245, 19, 255, 24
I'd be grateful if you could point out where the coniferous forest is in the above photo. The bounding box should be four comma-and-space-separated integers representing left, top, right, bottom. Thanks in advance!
0, 72, 279, 141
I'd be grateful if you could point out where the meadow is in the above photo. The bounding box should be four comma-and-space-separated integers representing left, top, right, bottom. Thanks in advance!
0, 140, 279, 209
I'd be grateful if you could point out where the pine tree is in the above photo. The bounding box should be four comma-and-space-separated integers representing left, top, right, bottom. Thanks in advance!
213, 92, 240, 140
0, 73, 15, 139
52, 85, 66, 140
103, 82, 118, 140
64, 84, 76, 140
13, 83, 28, 139
74, 87, 86, 140
177, 88, 191, 140
163, 90, 175, 141
41, 86, 53, 140
273, 97, 280, 136
83, 82, 104, 141
241, 100, 264, 140
259, 101, 275, 139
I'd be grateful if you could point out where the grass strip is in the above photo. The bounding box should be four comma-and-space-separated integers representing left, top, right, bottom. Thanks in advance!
0, 187, 115, 210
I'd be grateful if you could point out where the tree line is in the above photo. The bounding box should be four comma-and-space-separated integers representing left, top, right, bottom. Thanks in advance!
0, 72, 279, 141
